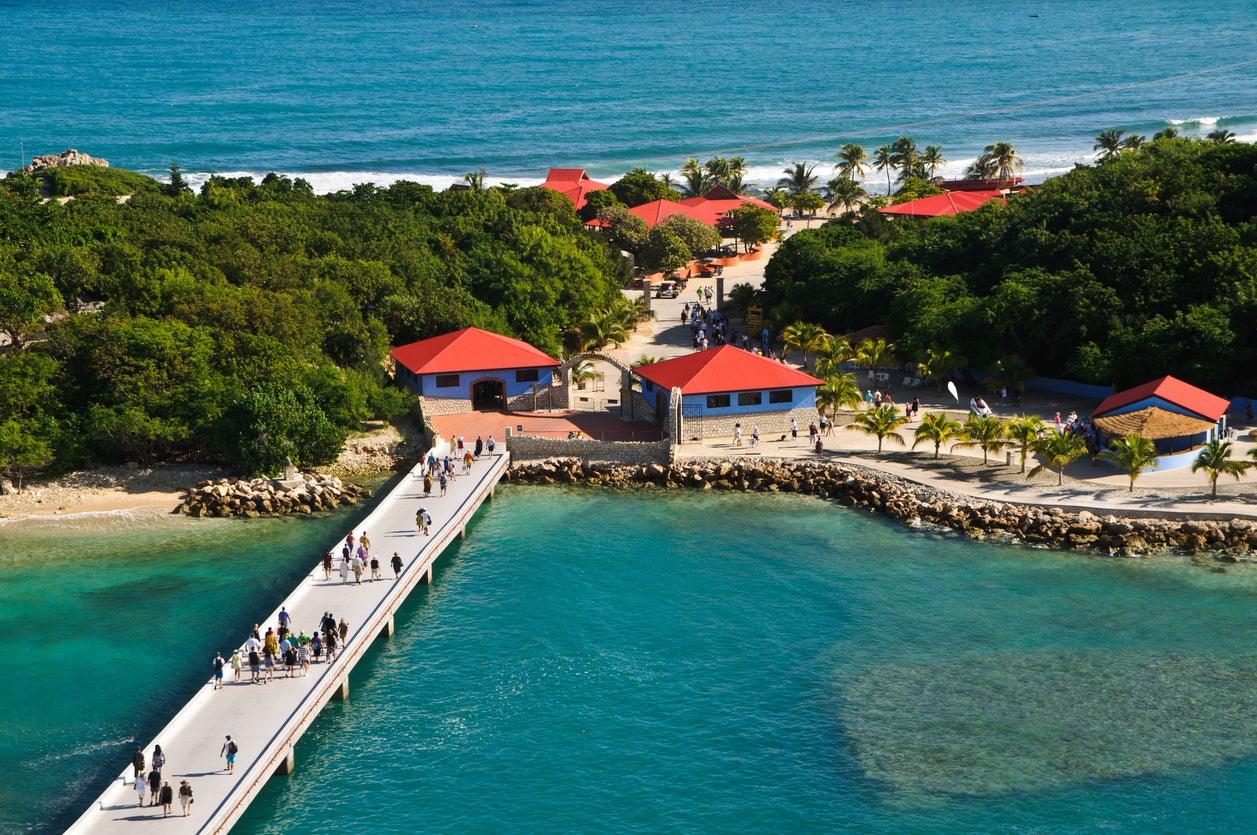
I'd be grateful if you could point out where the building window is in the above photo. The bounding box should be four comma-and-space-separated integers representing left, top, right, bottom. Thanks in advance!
769, 390, 792, 404
706, 394, 731, 409
435, 374, 460, 388
515, 368, 540, 383
643, 380, 653, 392
738, 392, 763, 406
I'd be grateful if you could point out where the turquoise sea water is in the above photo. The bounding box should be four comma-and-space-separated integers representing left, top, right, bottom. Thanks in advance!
2, 0, 1256, 190
11, 487, 1257, 832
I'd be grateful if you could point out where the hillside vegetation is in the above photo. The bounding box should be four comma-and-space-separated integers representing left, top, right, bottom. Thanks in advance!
0, 169, 624, 479
763, 138, 1257, 393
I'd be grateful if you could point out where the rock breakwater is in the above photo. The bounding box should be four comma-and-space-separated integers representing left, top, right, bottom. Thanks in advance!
175, 473, 370, 518
505, 458, 1257, 559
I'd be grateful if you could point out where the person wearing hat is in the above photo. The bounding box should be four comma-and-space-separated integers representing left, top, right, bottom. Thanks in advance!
159, 781, 174, 817
391, 551, 403, 579
178, 780, 193, 816
416, 507, 430, 536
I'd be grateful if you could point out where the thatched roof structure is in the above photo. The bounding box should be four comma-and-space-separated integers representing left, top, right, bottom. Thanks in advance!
1093, 407, 1217, 441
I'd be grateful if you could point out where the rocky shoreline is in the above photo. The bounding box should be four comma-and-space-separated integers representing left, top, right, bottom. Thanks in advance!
175, 473, 371, 518
505, 458, 1257, 560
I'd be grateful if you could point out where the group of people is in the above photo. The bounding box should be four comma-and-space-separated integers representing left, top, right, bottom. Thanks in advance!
865, 388, 921, 418
219, 607, 351, 686
131, 744, 192, 816
318, 529, 406, 585
416, 435, 495, 498
684, 302, 730, 350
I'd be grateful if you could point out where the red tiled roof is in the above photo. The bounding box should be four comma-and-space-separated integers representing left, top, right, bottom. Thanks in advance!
540, 169, 609, 210
635, 345, 822, 395
628, 199, 709, 228
1094, 375, 1229, 421
390, 328, 559, 375
878, 190, 1005, 217
678, 187, 780, 224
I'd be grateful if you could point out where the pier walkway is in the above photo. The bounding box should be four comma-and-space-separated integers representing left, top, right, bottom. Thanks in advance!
67, 445, 509, 834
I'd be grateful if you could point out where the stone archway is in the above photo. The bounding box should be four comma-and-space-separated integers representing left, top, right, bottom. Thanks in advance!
558, 352, 639, 418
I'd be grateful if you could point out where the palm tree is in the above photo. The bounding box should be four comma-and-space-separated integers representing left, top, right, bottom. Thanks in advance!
1206, 128, 1237, 144
1153, 125, 1180, 141
1191, 439, 1248, 498
726, 157, 749, 192
1097, 433, 1159, 492
846, 403, 909, 454
781, 321, 829, 369
951, 415, 1010, 465
985, 141, 1023, 183
964, 152, 997, 180
463, 167, 487, 191
568, 359, 600, 388
778, 162, 818, 196
1120, 134, 1146, 152
872, 145, 895, 195
813, 336, 854, 379
913, 412, 963, 459
1029, 431, 1089, 485
834, 143, 869, 182
816, 372, 863, 419
855, 337, 894, 380
631, 355, 664, 367
921, 145, 946, 179
1003, 414, 1046, 474
890, 136, 921, 181
680, 158, 712, 197
1094, 129, 1126, 163
825, 176, 866, 212
917, 346, 966, 392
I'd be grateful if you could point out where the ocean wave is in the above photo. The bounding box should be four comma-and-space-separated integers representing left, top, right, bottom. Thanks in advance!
1168, 115, 1229, 126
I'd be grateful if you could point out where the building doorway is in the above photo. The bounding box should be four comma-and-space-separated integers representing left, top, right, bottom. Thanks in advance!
471, 379, 506, 411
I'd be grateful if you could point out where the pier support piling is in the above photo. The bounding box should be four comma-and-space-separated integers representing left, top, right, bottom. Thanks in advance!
275, 746, 296, 776
332, 677, 349, 701
380, 614, 395, 639
419, 565, 432, 585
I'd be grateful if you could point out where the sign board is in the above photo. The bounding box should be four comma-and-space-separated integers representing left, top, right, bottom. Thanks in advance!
745, 306, 762, 332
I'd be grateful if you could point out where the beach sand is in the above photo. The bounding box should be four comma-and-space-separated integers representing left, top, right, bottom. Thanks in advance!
0, 464, 225, 521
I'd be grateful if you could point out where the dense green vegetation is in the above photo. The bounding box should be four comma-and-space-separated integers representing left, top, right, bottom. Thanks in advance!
762, 138, 1257, 393
0, 169, 626, 479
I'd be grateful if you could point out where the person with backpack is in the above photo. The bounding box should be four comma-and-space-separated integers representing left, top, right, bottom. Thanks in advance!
221, 735, 238, 774
178, 780, 193, 816
152, 744, 166, 776
212, 652, 225, 689
391, 552, 403, 579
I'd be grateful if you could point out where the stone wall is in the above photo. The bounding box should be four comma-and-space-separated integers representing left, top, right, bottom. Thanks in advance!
505, 432, 672, 465
504, 458, 1257, 559
678, 407, 822, 444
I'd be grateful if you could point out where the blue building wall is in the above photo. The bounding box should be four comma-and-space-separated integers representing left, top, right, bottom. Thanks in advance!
1025, 376, 1115, 400
396, 365, 555, 398
641, 380, 817, 416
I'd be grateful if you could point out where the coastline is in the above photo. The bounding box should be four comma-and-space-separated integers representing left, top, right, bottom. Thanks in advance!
0, 464, 224, 523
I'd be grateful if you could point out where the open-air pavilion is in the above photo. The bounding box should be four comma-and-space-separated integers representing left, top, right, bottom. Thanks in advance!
877, 189, 1005, 218
1092, 375, 1230, 469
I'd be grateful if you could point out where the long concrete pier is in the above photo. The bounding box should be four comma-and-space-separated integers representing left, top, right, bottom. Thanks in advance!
67, 444, 509, 834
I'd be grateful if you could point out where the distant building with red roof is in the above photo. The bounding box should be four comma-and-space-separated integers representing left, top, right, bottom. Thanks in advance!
877, 190, 1006, 218
1092, 375, 1230, 468
635, 345, 822, 439
539, 168, 609, 211
679, 185, 780, 228
391, 327, 559, 412
624, 199, 709, 228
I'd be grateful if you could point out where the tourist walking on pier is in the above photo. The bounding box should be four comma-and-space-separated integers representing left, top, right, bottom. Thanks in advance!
159, 781, 173, 817
391, 552, 403, 578
475, 436, 484, 457
370, 554, 381, 580
298, 640, 311, 675
323, 549, 333, 580
417, 507, 431, 536
147, 769, 161, 805
486, 435, 496, 454
439, 471, 448, 496
339, 554, 350, 584
423, 472, 432, 497
339, 617, 349, 645
178, 780, 193, 816
360, 531, 371, 555
132, 746, 145, 780
212, 652, 225, 689
278, 606, 291, 631
351, 553, 364, 584
221, 735, 237, 774
231, 650, 242, 681
152, 744, 165, 776
134, 768, 147, 806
